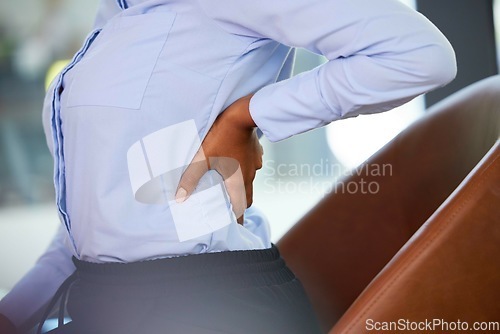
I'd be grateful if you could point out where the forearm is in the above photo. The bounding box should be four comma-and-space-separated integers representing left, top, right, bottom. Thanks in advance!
0, 226, 75, 332
224, 94, 256, 130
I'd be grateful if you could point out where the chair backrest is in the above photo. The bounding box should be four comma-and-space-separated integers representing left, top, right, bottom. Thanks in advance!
331, 140, 500, 333
277, 75, 500, 332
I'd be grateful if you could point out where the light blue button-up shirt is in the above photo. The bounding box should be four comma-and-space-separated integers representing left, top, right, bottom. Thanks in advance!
0, 0, 456, 329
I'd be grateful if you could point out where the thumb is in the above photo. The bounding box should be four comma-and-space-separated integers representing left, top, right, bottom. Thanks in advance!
175, 148, 209, 203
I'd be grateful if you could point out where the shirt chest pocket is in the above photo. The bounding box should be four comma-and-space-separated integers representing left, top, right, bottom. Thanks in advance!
67, 11, 176, 110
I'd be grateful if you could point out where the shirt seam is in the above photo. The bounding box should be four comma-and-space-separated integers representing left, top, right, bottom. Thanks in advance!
194, 0, 262, 44
198, 40, 260, 140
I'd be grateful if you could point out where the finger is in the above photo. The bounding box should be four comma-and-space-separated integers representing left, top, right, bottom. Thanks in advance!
255, 144, 264, 170
256, 153, 263, 170
225, 164, 247, 220
209, 157, 247, 220
175, 148, 208, 203
244, 171, 255, 208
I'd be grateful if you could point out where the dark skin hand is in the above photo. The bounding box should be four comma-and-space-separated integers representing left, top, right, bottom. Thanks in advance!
175, 93, 263, 224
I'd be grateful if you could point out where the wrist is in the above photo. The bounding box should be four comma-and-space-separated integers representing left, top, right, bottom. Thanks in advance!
225, 94, 257, 130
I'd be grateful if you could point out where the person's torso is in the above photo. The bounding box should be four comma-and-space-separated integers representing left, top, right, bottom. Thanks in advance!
42, 0, 294, 262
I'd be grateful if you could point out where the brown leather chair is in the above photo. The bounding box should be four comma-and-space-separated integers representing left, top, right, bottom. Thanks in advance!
277, 75, 500, 333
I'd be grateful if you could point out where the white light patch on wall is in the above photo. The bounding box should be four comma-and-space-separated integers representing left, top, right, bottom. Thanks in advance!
399, 0, 416, 9
326, 96, 425, 169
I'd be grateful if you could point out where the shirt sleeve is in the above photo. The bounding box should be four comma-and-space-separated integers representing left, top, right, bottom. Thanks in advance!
197, 0, 457, 141
92, 0, 121, 29
0, 225, 75, 332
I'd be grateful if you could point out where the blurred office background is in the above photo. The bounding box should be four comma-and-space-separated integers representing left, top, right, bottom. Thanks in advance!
1, 0, 499, 297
